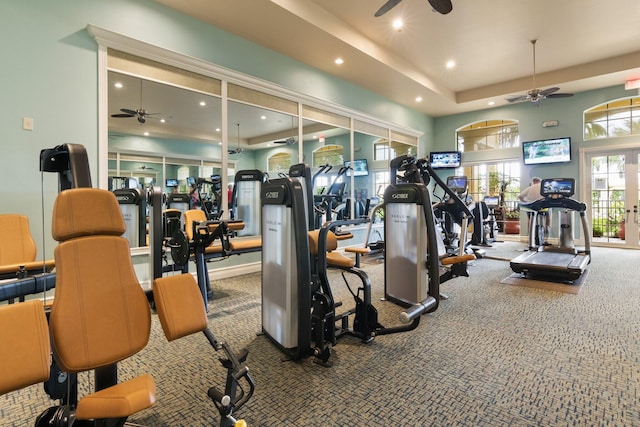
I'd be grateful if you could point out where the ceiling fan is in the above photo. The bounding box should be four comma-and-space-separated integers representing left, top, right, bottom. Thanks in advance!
274, 117, 297, 145
111, 80, 161, 124
506, 40, 574, 104
375, 0, 452, 17
274, 136, 296, 146
228, 123, 244, 155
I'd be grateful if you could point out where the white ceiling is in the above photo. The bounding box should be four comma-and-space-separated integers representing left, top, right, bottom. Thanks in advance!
152, 0, 640, 117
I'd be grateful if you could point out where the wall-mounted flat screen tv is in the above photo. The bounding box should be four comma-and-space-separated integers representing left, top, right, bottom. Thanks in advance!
165, 178, 179, 187
429, 151, 462, 169
522, 137, 571, 165
344, 159, 369, 176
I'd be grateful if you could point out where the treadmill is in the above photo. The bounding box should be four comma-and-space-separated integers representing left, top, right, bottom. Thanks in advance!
510, 178, 591, 282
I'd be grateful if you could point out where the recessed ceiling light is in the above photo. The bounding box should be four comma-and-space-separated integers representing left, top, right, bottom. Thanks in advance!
488, 101, 495, 106
199, 101, 206, 106
114, 82, 123, 89
446, 60, 456, 69
160, 119, 166, 123
392, 19, 404, 30
334, 57, 344, 65
215, 128, 221, 132
415, 96, 423, 103
261, 115, 267, 120
218, 142, 222, 145
143, 132, 149, 136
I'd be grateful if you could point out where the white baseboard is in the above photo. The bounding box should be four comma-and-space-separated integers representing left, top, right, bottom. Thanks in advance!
207, 261, 262, 280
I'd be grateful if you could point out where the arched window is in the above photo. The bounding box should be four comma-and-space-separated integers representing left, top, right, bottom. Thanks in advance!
584, 96, 640, 140
267, 152, 292, 172
457, 120, 519, 152
312, 144, 344, 167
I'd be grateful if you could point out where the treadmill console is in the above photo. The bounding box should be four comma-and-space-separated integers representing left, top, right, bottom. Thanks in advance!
446, 176, 468, 194
540, 178, 574, 198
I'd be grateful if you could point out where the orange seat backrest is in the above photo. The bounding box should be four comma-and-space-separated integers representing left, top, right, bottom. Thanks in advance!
49, 188, 151, 373
152, 274, 207, 342
183, 209, 207, 240
307, 229, 338, 256
0, 300, 50, 395
0, 214, 37, 265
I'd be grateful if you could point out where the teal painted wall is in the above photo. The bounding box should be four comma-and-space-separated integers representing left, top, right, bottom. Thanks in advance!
1, 0, 429, 256
432, 85, 637, 188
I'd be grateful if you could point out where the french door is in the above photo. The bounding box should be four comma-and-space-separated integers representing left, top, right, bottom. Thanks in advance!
586, 149, 640, 248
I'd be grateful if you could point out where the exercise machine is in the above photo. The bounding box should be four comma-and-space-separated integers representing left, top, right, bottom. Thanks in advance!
391, 155, 476, 279
114, 187, 147, 248
510, 178, 591, 282
153, 274, 254, 427
383, 182, 442, 307
231, 169, 265, 235
479, 196, 500, 244
261, 176, 437, 366
197, 176, 224, 220
313, 164, 350, 228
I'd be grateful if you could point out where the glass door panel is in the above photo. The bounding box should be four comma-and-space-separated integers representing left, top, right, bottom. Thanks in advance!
589, 150, 639, 248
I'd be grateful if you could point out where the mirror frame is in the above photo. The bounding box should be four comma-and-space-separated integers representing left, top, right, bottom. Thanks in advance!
90, 25, 421, 255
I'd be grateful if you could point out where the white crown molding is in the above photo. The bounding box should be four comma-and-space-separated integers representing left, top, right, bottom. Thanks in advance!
86, 24, 422, 139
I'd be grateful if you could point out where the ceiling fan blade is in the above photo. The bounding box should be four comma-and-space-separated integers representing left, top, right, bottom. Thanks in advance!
539, 87, 560, 97
428, 0, 453, 14
120, 108, 138, 116
506, 94, 528, 103
273, 140, 288, 144
547, 93, 574, 99
374, 0, 402, 17
111, 113, 135, 118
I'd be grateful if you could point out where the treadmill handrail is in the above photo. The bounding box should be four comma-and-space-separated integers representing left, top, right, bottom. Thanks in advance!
521, 197, 587, 212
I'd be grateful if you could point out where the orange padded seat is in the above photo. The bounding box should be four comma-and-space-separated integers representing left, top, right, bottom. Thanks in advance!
50, 188, 155, 421
184, 209, 259, 253
182, 210, 224, 254
0, 299, 50, 396
0, 214, 55, 277
308, 230, 355, 269
229, 237, 262, 252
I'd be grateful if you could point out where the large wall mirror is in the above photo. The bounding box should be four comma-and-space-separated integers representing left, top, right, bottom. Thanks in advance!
95, 31, 422, 254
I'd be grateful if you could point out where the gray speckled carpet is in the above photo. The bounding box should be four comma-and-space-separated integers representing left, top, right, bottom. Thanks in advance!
2, 241, 639, 426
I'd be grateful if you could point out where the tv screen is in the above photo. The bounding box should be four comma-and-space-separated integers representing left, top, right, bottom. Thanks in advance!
186, 176, 196, 186
522, 137, 571, 165
429, 151, 461, 169
344, 159, 369, 176
165, 178, 178, 187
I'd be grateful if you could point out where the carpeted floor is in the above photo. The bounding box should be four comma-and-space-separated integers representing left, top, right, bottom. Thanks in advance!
2, 241, 640, 426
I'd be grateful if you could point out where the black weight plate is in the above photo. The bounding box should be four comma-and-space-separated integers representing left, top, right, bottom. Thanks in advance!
170, 230, 190, 266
